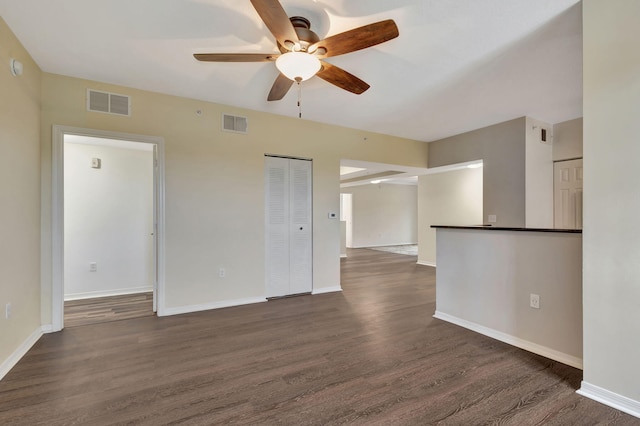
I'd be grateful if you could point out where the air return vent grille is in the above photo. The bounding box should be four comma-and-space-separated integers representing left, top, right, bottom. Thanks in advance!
87, 89, 131, 116
222, 113, 248, 134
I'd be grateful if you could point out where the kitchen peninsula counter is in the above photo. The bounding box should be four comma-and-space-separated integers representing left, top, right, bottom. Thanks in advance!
431, 225, 582, 368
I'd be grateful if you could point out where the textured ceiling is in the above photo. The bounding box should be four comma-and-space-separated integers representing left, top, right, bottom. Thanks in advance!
0, 0, 582, 142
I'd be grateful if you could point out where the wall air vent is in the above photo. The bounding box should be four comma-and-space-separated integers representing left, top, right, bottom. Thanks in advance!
87, 89, 131, 116
222, 113, 248, 134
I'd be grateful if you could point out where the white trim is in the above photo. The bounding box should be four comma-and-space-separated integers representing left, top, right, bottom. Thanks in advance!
340, 254, 347, 258
312, 286, 343, 295
162, 297, 268, 317
417, 260, 436, 267
433, 310, 583, 369
353, 243, 417, 249
577, 381, 640, 419
64, 287, 153, 301
52, 126, 65, 331
51, 125, 167, 331
41, 324, 54, 334
0, 327, 43, 381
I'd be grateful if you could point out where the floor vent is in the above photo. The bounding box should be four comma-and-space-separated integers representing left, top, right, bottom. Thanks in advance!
87, 89, 131, 116
222, 113, 248, 134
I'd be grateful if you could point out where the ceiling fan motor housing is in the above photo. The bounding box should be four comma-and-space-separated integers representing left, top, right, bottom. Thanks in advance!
289, 16, 319, 51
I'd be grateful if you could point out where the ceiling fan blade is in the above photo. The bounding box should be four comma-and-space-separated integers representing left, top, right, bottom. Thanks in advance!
268, 73, 294, 101
309, 20, 399, 58
317, 61, 370, 95
194, 53, 278, 62
250, 0, 299, 49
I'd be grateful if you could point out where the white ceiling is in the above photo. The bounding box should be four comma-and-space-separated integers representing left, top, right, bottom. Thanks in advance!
0, 0, 582, 142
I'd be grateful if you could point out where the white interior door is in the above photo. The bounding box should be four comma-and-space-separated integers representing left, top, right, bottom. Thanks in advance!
554, 158, 583, 229
265, 156, 312, 297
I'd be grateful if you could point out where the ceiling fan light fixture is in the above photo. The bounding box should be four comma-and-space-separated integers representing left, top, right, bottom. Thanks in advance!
276, 51, 321, 82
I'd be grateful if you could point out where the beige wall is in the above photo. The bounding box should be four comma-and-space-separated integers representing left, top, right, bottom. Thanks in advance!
0, 18, 42, 369
341, 183, 417, 248
427, 117, 526, 227
553, 118, 583, 161
417, 168, 483, 266
582, 0, 640, 407
39, 73, 430, 319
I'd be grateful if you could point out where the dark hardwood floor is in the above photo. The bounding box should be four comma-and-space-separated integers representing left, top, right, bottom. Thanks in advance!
0, 249, 636, 425
64, 292, 154, 328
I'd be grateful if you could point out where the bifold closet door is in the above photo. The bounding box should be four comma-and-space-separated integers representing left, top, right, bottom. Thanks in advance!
265, 156, 312, 298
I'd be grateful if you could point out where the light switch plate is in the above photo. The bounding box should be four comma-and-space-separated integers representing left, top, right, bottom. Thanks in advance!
91, 158, 101, 169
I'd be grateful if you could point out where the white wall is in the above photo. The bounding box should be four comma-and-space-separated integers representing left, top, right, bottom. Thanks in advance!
64, 141, 153, 300
340, 193, 353, 247
525, 117, 554, 228
341, 183, 417, 248
581, 0, 640, 415
417, 167, 483, 266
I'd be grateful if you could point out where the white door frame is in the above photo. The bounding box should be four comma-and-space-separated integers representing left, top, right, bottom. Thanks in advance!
51, 125, 167, 331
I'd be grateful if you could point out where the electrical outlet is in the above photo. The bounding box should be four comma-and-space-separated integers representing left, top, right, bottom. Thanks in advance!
219, 268, 225, 278
89, 262, 97, 272
530, 294, 540, 309
5, 303, 11, 319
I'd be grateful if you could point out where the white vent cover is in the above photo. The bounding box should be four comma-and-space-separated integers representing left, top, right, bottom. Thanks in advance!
222, 113, 248, 134
87, 89, 131, 116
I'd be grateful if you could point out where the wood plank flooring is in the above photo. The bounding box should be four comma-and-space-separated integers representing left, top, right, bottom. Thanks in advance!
0, 249, 637, 425
64, 292, 154, 328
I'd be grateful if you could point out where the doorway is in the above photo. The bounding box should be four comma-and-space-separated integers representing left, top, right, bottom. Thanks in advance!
51, 126, 166, 331
265, 155, 313, 298
340, 193, 353, 248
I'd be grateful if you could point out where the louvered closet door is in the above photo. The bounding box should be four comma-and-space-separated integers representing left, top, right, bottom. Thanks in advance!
265, 156, 312, 298
289, 159, 312, 294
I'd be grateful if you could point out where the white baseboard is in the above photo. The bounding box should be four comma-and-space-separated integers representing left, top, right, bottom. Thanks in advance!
312, 286, 343, 295
353, 243, 417, 249
340, 254, 347, 258
41, 324, 54, 334
0, 327, 43, 381
433, 310, 583, 369
64, 286, 153, 301
578, 381, 640, 419
161, 297, 267, 317
417, 260, 436, 267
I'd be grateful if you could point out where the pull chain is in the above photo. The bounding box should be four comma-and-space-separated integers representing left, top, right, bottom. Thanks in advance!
295, 77, 302, 118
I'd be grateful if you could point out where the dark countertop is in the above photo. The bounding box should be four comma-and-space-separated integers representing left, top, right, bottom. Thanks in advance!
431, 225, 582, 234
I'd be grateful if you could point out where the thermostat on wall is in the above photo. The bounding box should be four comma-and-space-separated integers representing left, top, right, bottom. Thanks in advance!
91, 158, 101, 169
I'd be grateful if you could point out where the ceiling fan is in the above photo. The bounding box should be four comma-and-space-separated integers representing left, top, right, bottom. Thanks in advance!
194, 0, 399, 101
